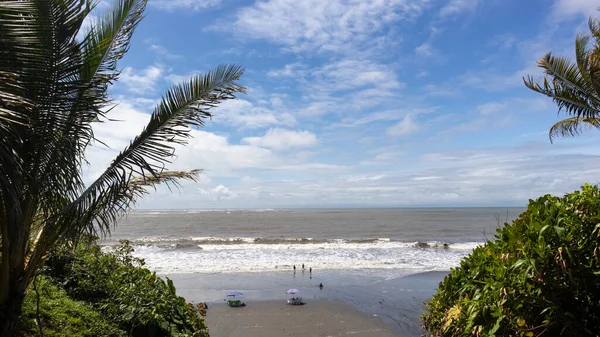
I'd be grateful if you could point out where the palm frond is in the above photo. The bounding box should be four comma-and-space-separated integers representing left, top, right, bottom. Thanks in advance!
589, 16, 600, 46
524, 53, 600, 118
575, 34, 592, 84
24, 169, 202, 280
0, 0, 92, 241
128, 169, 202, 195
540, 53, 593, 94
80, 0, 147, 86
52, 64, 245, 241
549, 116, 600, 143
39, 0, 149, 206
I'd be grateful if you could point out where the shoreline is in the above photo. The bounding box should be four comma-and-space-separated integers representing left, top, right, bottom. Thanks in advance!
204, 299, 404, 337
169, 270, 447, 336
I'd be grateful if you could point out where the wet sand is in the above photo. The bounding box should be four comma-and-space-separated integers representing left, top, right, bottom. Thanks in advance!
204, 299, 403, 337
170, 270, 446, 336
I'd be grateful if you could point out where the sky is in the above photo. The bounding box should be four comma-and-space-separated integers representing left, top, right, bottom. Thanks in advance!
85, 0, 600, 209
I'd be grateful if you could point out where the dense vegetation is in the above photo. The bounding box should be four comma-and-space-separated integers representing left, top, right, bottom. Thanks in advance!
17, 277, 126, 337
16, 240, 208, 337
421, 184, 600, 336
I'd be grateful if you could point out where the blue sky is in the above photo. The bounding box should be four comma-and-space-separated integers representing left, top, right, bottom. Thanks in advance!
86, 0, 600, 208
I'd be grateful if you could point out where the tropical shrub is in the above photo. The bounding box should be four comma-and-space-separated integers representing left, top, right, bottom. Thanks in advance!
421, 184, 600, 336
45, 240, 209, 337
16, 277, 125, 337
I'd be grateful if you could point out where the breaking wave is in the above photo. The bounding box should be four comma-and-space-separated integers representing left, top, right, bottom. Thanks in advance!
101, 236, 483, 274
106, 236, 483, 251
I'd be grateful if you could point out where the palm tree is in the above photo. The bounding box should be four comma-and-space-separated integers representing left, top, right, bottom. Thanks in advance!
524, 16, 600, 142
0, 0, 245, 334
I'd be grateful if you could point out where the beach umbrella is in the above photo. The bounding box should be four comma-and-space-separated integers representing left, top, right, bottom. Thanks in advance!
226, 291, 243, 298
286, 289, 298, 294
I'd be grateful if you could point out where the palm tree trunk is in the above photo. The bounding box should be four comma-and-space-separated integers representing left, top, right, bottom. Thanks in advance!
0, 208, 29, 337
0, 290, 26, 337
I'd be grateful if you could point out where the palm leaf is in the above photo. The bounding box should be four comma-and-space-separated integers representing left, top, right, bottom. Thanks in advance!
0, 0, 91, 243
39, 0, 149, 204
24, 169, 202, 280
549, 116, 600, 143
80, 0, 146, 86
28, 65, 245, 268
524, 53, 600, 119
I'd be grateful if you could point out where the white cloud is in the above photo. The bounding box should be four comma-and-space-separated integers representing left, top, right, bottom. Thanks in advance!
347, 174, 386, 182
387, 115, 419, 136
164, 72, 198, 85
275, 59, 404, 117
212, 99, 297, 129
262, 59, 408, 121
412, 176, 443, 181
458, 65, 540, 91
149, 44, 183, 59
119, 65, 163, 94
489, 34, 517, 50
242, 128, 318, 150
311, 59, 403, 92
267, 64, 301, 77
477, 102, 506, 115
167, 129, 340, 177
231, 0, 431, 54
202, 185, 236, 200
423, 84, 457, 96
335, 108, 433, 128
552, 0, 598, 20
415, 42, 434, 57
137, 143, 600, 208
151, 0, 221, 11
439, 0, 480, 18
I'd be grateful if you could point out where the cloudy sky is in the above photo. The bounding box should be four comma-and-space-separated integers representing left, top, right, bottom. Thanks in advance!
87, 0, 600, 209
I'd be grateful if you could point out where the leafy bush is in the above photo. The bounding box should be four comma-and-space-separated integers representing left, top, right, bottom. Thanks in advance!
421, 184, 600, 336
45, 240, 209, 337
16, 277, 125, 337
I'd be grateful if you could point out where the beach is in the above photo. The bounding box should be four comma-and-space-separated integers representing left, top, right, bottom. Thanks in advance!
168, 270, 447, 336
204, 300, 401, 337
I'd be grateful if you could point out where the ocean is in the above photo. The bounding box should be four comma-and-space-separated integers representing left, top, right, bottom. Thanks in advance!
107, 208, 524, 275
106, 208, 524, 335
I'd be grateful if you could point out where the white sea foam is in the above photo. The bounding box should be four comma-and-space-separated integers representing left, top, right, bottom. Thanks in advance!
127, 239, 479, 274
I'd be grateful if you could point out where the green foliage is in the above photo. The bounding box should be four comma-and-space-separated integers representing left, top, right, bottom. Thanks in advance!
44, 240, 209, 337
422, 184, 600, 336
524, 15, 600, 142
17, 277, 125, 337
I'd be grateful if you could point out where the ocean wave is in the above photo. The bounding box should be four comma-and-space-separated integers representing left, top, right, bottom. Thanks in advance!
107, 236, 483, 251
126, 242, 472, 275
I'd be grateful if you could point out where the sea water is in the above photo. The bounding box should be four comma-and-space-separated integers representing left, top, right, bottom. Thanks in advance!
106, 208, 523, 275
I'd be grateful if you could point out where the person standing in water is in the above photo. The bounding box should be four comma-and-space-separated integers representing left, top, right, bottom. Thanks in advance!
293, 265, 296, 271
309, 267, 312, 274
302, 264, 305, 270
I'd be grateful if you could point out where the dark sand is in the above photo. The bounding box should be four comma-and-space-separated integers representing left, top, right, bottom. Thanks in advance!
171, 270, 446, 336
204, 299, 403, 337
